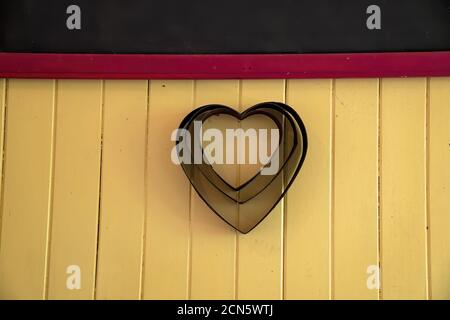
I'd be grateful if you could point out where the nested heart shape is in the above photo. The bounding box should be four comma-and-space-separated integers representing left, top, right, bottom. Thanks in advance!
201, 113, 280, 189
175, 102, 307, 233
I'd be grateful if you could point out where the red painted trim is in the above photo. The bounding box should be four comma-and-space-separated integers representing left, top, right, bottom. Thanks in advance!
0, 52, 450, 79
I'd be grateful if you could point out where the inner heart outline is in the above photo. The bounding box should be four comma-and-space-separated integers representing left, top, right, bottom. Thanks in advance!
179, 103, 299, 202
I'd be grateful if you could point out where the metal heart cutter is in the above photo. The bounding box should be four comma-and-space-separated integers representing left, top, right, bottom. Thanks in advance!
175, 102, 308, 233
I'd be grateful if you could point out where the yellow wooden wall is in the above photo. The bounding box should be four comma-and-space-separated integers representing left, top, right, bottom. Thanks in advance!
0, 78, 449, 300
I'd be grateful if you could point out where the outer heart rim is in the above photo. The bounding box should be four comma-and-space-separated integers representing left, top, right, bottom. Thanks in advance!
177, 102, 308, 233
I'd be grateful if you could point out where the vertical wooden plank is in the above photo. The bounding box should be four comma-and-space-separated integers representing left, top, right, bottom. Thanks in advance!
142, 80, 193, 299
428, 77, 450, 300
47, 80, 103, 299
0, 79, 5, 244
380, 78, 427, 300
285, 79, 332, 299
237, 80, 284, 299
333, 79, 379, 299
95, 80, 148, 299
0, 79, 55, 299
190, 80, 239, 299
